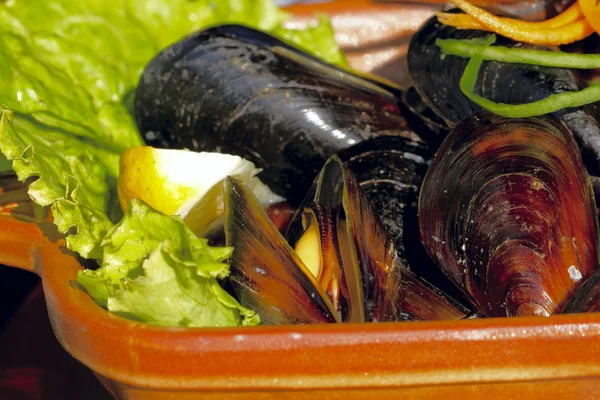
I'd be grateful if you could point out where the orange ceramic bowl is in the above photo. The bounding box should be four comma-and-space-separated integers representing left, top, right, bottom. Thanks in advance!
2, 2, 600, 400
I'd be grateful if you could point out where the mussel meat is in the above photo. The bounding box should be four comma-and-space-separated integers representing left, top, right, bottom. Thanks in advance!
419, 113, 599, 317
135, 24, 425, 206
407, 14, 600, 175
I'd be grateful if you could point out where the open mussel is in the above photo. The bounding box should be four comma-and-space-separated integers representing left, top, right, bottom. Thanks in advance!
225, 138, 471, 324
286, 135, 472, 318
420, 113, 599, 317
224, 157, 402, 324
135, 24, 425, 206
407, 13, 600, 175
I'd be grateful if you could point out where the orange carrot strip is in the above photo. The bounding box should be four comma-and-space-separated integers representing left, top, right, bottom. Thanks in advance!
436, 13, 488, 30
436, 14, 586, 36
437, 3, 583, 31
449, 0, 593, 45
436, 14, 492, 31
579, 0, 600, 35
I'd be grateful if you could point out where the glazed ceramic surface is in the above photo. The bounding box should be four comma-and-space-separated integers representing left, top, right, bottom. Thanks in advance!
3, 210, 600, 399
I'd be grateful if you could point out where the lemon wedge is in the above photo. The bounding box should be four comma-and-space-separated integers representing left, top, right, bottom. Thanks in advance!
118, 147, 284, 236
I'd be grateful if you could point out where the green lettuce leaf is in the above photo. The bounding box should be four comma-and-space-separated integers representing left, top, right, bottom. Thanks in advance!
77, 199, 259, 327
0, 110, 116, 258
0, 0, 347, 327
108, 242, 259, 327
0, 0, 348, 260
273, 15, 347, 67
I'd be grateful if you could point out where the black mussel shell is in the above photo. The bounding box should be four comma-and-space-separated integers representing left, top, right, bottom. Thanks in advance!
420, 113, 600, 317
407, 13, 600, 175
401, 87, 449, 143
224, 176, 340, 324
287, 136, 472, 320
224, 157, 404, 324
135, 24, 424, 206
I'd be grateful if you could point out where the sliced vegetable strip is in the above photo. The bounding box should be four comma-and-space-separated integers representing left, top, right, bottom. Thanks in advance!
436, 37, 600, 69
459, 36, 600, 118
436, 2, 584, 32
435, 13, 584, 33
579, 0, 600, 35
436, 13, 489, 31
445, 0, 593, 45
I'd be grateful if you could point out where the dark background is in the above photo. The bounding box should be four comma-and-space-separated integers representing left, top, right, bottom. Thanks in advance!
0, 267, 38, 332
0, 266, 112, 399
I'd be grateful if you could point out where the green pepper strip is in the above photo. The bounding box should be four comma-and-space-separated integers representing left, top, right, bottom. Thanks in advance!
459, 36, 600, 118
436, 37, 600, 69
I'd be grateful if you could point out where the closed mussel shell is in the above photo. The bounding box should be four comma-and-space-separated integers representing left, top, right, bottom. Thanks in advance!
407, 14, 600, 175
419, 113, 600, 317
135, 24, 420, 205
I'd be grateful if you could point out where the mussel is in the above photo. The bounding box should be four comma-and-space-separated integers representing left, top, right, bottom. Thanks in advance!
419, 113, 599, 317
225, 138, 471, 324
224, 157, 402, 324
135, 24, 424, 206
407, 14, 600, 175
286, 135, 471, 312
401, 87, 448, 138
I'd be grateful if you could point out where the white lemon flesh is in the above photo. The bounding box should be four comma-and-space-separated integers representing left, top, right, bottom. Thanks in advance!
118, 146, 284, 236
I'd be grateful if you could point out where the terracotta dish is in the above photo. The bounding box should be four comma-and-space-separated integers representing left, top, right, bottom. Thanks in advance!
1, 1, 600, 399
